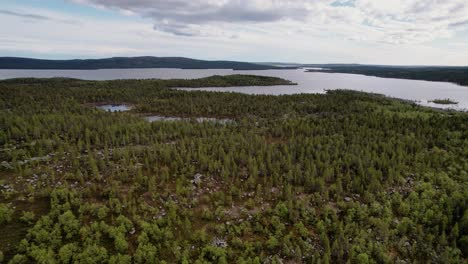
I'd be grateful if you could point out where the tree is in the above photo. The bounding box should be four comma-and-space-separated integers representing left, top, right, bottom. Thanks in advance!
114, 233, 129, 253
355, 253, 370, 264
199, 245, 227, 264
58, 210, 80, 239
20, 211, 36, 224
0, 203, 14, 225
8, 254, 28, 264
75, 244, 108, 264
109, 254, 132, 264
58, 243, 79, 263
134, 243, 158, 264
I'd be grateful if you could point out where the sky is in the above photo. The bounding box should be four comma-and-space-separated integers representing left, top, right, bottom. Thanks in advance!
1, 0, 468, 65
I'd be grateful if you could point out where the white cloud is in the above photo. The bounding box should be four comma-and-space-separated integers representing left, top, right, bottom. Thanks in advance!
354, 0, 468, 44
68, 0, 468, 44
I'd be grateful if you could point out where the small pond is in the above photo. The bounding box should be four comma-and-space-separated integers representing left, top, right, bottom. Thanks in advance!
145, 115, 233, 124
96, 104, 132, 112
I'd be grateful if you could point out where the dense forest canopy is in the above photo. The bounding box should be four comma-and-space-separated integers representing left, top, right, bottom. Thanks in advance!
0, 75, 467, 263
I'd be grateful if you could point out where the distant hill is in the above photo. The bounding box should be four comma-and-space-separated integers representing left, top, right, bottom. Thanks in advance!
0, 56, 294, 70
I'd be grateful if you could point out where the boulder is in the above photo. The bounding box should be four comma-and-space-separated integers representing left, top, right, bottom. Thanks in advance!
192, 173, 203, 186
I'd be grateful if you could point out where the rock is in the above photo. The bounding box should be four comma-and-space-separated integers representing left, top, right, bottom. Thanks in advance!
344, 197, 352, 202
192, 173, 203, 186
213, 238, 227, 248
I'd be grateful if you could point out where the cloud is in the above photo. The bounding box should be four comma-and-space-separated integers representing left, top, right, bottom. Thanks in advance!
155, 23, 200, 37
1, 0, 468, 65
69, 0, 468, 45
449, 19, 468, 28
0, 10, 51, 21
354, 0, 468, 43
70, 0, 325, 36
0, 9, 79, 24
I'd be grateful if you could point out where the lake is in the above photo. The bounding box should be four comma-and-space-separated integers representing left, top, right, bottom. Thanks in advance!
1, 68, 467, 110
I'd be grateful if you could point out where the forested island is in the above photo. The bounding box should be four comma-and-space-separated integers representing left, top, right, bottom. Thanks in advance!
306, 65, 468, 87
0, 76, 467, 263
160, 74, 296, 87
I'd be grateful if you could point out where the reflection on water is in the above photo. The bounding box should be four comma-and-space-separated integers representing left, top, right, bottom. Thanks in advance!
1, 68, 467, 111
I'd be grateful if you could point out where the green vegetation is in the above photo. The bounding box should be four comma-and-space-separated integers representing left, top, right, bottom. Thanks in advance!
307, 65, 468, 86
0, 203, 14, 225
0, 76, 467, 263
164, 74, 296, 87
430, 99, 458, 105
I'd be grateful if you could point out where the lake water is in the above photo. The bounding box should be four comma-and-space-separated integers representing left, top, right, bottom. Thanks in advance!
1, 68, 467, 111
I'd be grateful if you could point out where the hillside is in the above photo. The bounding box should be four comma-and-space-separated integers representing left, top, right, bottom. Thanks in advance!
0, 57, 292, 70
